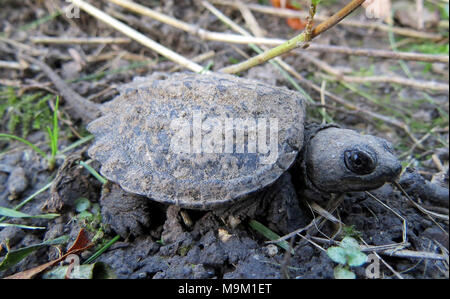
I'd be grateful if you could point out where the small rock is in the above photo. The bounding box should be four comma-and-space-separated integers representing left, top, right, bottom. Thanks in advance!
265, 244, 278, 257
218, 228, 232, 243
7, 167, 28, 200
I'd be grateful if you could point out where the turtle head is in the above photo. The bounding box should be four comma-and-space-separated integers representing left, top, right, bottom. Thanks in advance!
303, 126, 402, 193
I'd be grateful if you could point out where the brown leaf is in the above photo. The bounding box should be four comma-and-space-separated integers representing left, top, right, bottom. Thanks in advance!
3, 229, 93, 279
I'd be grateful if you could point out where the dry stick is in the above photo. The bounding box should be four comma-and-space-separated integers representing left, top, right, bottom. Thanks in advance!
0, 60, 28, 70
232, 2, 330, 121
218, 0, 366, 74
300, 52, 449, 92
394, 182, 449, 222
312, 237, 446, 261
293, 68, 425, 146
278, 66, 419, 143
107, 0, 285, 45
210, 0, 444, 40
201, 1, 315, 100
114, 0, 319, 109
301, 44, 449, 64
0, 36, 47, 56
106, 0, 448, 64
169, 50, 216, 72
69, 0, 204, 73
19, 54, 101, 124
30, 36, 131, 44
366, 191, 408, 244
270, 196, 346, 244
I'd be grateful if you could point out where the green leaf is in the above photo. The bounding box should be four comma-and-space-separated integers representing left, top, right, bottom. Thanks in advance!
326, 247, 347, 265
42, 262, 117, 279
77, 211, 93, 219
340, 236, 360, 250
334, 266, 356, 279
347, 249, 368, 267
74, 198, 91, 213
249, 220, 294, 254
0, 206, 59, 219
0, 235, 69, 271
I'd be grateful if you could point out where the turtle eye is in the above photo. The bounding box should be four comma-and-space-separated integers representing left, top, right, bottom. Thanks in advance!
344, 150, 376, 175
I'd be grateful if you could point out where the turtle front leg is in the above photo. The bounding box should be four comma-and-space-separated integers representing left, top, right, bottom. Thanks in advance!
214, 172, 309, 235
100, 181, 151, 238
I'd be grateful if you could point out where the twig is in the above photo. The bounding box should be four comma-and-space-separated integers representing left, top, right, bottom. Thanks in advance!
69, 0, 204, 73
200, 0, 324, 112
269, 195, 346, 244
105, 0, 448, 64
379, 248, 447, 261
169, 50, 216, 72
107, 0, 286, 45
217, 0, 365, 74
19, 54, 101, 123
275, 67, 420, 144
30, 36, 131, 44
394, 182, 449, 221
210, 0, 445, 40
311, 237, 446, 261
301, 52, 449, 92
366, 191, 408, 244
301, 44, 449, 64
0, 36, 46, 56
0, 60, 28, 70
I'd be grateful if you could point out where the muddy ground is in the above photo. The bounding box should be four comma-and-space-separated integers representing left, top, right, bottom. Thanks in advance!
0, 0, 448, 279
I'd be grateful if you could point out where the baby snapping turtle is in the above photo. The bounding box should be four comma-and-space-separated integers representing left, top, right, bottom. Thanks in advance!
87, 72, 401, 230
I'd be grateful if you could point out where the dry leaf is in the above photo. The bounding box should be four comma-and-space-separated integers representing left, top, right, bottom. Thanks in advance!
4, 229, 93, 279
271, 0, 306, 30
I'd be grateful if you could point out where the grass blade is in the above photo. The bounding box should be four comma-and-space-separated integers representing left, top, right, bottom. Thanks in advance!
0, 223, 46, 230
0, 206, 59, 219
249, 220, 294, 254
84, 235, 120, 264
79, 161, 107, 184
0, 133, 47, 158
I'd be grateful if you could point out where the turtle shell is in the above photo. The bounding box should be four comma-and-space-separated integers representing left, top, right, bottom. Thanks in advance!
87, 72, 305, 209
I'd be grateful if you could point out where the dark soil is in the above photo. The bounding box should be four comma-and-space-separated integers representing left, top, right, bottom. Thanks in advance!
0, 0, 448, 279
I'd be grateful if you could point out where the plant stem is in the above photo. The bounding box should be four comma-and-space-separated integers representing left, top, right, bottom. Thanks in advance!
83, 235, 120, 264
219, 0, 365, 74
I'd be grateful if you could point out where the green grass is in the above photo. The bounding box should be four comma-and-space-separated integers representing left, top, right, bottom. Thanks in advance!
0, 88, 54, 138
79, 161, 107, 184
83, 235, 120, 264
400, 43, 449, 56
249, 220, 294, 254
0, 206, 59, 219
0, 96, 60, 170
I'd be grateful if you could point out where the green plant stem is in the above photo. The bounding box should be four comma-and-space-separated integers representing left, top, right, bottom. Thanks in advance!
60, 135, 94, 154
249, 220, 294, 254
219, 0, 365, 74
83, 235, 120, 264
79, 161, 108, 184
204, 0, 332, 121
46, 96, 60, 171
